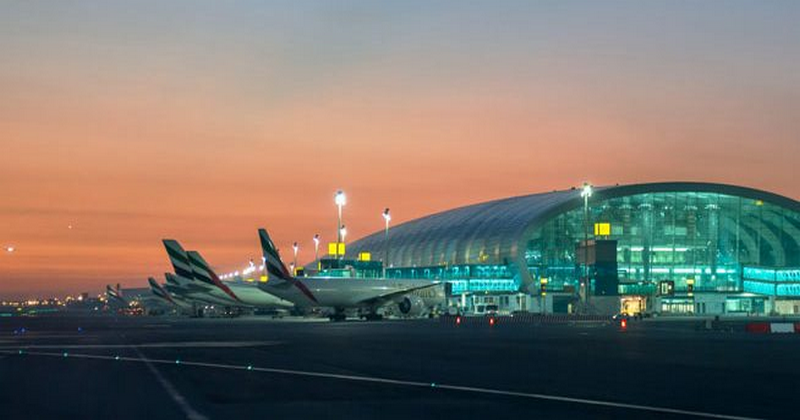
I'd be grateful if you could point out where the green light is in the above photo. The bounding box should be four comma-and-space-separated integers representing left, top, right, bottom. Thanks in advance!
115, 356, 120, 361
63, 352, 68, 357
247, 365, 253, 370
175, 360, 181, 364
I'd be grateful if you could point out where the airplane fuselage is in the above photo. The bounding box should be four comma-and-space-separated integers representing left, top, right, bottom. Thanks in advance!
165, 278, 233, 306
227, 281, 294, 309
257, 277, 439, 309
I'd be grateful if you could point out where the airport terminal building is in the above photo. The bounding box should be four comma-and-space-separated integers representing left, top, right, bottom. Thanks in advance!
346, 182, 800, 316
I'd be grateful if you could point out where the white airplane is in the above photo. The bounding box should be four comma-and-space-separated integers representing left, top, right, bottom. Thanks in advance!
106, 283, 171, 314
148, 277, 194, 311
163, 272, 209, 298
163, 239, 292, 310
257, 228, 441, 321
185, 249, 293, 310
105, 284, 127, 308
163, 240, 240, 307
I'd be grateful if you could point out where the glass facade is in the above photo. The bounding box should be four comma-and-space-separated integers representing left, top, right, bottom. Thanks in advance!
345, 184, 800, 304
524, 192, 800, 294
742, 267, 800, 297
386, 264, 517, 294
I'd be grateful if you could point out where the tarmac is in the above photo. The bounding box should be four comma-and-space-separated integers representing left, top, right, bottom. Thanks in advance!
1, 315, 798, 419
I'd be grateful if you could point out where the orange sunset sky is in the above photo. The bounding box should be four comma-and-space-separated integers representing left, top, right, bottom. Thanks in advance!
1, 1, 799, 298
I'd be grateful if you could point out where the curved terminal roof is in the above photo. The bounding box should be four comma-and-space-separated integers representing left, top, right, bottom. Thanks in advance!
346, 182, 800, 273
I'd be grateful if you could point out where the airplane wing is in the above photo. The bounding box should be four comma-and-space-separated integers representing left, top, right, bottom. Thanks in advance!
356, 282, 441, 308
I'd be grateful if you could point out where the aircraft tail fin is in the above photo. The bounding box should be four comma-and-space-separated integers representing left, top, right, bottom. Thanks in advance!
163, 239, 195, 281
106, 284, 125, 304
165, 272, 180, 286
258, 228, 293, 283
186, 250, 241, 302
148, 277, 175, 304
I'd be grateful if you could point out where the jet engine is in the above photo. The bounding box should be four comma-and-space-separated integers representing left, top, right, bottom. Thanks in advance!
396, 295, 426, 318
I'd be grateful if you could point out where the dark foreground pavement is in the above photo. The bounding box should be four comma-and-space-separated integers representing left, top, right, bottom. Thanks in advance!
1, 315, 797, 420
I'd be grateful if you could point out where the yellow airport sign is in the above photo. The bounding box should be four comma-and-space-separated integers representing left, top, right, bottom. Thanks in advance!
594, 222, 611, 236
328, 242, 346, 256
358, 252, 371, 261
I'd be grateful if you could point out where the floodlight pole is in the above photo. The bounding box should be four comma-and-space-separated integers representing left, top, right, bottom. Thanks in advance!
335, 190, 346, 259
382, 208, 391, 278
313, 234, 320, 272
339, 225, 347, 262
337, 204, 343, 243
292, 242, 298, 274
581, 183, 593, 312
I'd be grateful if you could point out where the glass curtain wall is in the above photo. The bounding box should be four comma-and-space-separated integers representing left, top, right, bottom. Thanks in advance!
524, 192, 800, 293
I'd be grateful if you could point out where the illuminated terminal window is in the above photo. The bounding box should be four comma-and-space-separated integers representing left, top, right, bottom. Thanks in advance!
525, 192, 800, 293
345, 185, 800, 298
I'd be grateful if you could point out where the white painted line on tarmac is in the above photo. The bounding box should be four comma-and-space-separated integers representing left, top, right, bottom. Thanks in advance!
1, 350, 760, 420
7, 334, 99, 339
0, 340, 282, 350
133, 346, 208, 420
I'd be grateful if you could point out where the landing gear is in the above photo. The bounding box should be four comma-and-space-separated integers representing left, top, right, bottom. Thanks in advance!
329, 309, 346, 322
363, 313, 383, 321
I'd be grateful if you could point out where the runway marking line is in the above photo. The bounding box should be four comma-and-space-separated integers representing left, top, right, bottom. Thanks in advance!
1, 349, 760, 420
0, 341, 282, 350
133, 346, 208, 420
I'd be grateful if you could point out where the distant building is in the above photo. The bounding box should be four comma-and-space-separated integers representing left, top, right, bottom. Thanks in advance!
346, 182, 800, 316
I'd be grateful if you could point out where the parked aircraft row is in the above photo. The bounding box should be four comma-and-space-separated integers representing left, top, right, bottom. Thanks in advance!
109, 228, 445, 321
105, 283, 171, 314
